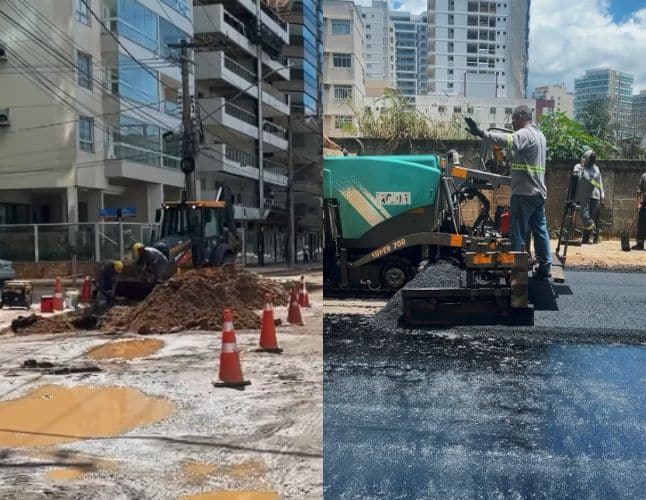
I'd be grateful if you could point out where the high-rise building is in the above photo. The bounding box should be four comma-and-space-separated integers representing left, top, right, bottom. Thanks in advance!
276, 0, 325, 261
574, 68, 634, 140
426, 0, 530, 99
390, 10, 428, 96
357, 1, 395, 88
322, 0, 366, 137
633, 90, 646, 147
193, 0, 292, 264
532, 84, 574, 118
0, 0, 193, 224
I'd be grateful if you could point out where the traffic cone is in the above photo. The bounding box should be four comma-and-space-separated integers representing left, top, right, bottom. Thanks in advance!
80, 276, 92, 303
213, 309, 251, 389
255, 294, 282, 354
52, 277, 64, 311
287, 285, 304, 326
298, 276, 311, 308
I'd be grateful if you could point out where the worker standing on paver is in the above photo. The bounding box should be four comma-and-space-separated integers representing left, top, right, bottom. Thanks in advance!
573, 150, 605, 244
464, 105, 552, 277
133, 243, 169, 283
633, 171, 646, 250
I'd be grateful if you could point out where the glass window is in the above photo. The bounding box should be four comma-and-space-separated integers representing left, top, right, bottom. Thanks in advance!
117, 54, 160, 104
114, 0, 158, 51
117, 115, 160, 151
334, 115, 352, 129
159, 17, 189, 59
77, 51, 92, 89
453, 106, 461, 113
79, 116, 94, 152
76, 0, 91, 25
331, 20, 350, 35
334, 85, 352, 99
333, 53, 352, 68
159, 0, 190, 18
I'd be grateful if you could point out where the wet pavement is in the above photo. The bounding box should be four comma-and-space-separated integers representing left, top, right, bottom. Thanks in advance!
324, 270, 646, 498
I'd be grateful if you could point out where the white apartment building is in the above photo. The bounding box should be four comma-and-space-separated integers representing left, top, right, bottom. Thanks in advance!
533, 84, 574, 118
0, 0, 193, 224
363, 94, 536, 130
357, 1, 395, 88
322, 0, 366, 137
426, 0, 530, 99
390, 10, 428, 96
192, 0, 291, 263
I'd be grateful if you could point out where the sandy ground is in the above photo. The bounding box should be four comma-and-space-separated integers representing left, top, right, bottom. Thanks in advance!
0, 273, 323, 499
553, 239, 646, 270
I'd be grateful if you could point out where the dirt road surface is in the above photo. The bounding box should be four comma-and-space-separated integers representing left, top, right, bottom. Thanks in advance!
0, 272, 322, 499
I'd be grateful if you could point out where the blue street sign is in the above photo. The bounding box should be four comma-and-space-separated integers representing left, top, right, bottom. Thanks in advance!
99, 207, 137, 218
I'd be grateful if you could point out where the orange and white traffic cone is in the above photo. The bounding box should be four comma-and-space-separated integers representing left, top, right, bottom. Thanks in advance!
298, 275, 311, 308
213, 309, 251, 389
287, 285, 304, 326
256, 294, 282, 354
80, 276, 92, 304
52, 277, 64, 311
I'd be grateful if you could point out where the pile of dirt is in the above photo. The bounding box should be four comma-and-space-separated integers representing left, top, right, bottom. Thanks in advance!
100, 266, 290, 334
10, 314, 77, 335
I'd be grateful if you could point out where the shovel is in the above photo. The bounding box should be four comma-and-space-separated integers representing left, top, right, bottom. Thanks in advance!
621, 206, 640, 252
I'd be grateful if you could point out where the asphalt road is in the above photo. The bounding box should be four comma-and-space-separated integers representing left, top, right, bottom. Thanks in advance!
324, 270, 646, 499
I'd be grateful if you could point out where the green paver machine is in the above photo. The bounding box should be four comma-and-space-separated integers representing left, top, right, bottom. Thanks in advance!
323, 151, 568, 327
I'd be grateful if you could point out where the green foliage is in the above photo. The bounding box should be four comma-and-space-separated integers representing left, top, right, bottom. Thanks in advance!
578, 97, 615, 142
537, 112, 616, 161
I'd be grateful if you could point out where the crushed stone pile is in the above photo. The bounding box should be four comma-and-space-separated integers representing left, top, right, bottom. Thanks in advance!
371, 261, 464, 330
100, 266, 290, 334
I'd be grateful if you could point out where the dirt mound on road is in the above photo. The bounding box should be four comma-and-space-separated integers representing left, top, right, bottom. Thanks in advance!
101, 266, 289, 334
10, 314, 76, 335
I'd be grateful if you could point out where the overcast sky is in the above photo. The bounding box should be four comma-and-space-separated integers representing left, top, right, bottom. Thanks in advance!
352, 0, 646, 95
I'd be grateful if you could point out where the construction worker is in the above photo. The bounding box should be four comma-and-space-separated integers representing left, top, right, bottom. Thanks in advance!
573, 150, 605, 244
633, 171, 646, 250
133, 243, 169, 283
464, 105, 552, 277
96, 260, 123, 303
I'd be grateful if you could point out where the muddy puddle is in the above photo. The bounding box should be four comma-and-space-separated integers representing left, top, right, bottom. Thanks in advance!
84, 338, 164, 360
45, 467, 88, 481
0, 385, 175, 447
181, 492, 279, 500
182, 460, 266, 484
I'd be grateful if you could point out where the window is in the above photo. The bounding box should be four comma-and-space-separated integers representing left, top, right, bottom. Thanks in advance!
504, 107, 512, 114
77, 51, 92, 89
331, 20, 351, 35
115, 54, 160, 104
79, 116, 94, 152
335, 115, 352, 129
438, 105, 446, 112
76, 0, 91, 25
333, 53, 352, 68
448, 82, 454, 89
467, 107, 474, 113
489, 107, 496, 115
109, 0, 158, 51
453, 106, 461, 113
366, 34, 371, 40
366, 24, 371, 29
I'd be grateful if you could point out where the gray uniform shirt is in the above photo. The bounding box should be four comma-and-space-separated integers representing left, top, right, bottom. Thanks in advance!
484, 123, 547, 199
573, 163, 605, 200
639, 172, 646, 204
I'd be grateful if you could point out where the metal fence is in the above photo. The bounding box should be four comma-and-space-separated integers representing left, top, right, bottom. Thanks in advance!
0, 223, 158, 262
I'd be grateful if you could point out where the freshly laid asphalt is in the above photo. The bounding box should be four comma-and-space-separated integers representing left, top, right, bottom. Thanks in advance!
324, 270, 646, 499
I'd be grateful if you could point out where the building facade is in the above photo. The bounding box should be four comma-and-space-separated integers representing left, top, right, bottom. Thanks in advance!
322, 0, 366, 137
390, 10, 428, 96
532, 83, 574, 118
0, 0, 192, 224
574, 68, 634, 140
426, 0, 530, 99
633, 90, 646, 147
192, 0, 292, 265
357, 0, 395, 88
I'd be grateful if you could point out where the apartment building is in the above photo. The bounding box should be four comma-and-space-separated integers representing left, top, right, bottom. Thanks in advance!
322, 0, 366, 137
357, 0, 395, 88
192, 0, 292, 264
426, 0, 530, 99
390, 10, 428, 96
633, 90, 646, 147
532, 83, 574, 118
0, 0, 192, 224
574, 68, 634, 140
363, 94, 536, 130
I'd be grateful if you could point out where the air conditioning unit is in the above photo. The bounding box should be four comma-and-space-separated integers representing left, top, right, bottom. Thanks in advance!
0, 109, 9, 127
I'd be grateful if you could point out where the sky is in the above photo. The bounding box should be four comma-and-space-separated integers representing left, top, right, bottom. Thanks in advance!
353, 0, 646, 95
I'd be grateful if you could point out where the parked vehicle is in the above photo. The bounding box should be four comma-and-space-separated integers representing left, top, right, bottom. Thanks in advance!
0, 259, 16, 286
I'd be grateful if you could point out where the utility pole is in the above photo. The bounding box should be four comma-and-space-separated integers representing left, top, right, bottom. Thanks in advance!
255, 0, 265, 266
287, 95, 295, 265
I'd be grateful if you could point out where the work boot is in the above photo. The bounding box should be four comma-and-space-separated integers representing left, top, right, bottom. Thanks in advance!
534, 264, 552, 279
632, 243, 645, 251
593, 234, 601, 244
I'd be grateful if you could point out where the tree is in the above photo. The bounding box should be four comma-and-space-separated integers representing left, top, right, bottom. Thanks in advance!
537, 112, 616, 161
578, 97, 616, 142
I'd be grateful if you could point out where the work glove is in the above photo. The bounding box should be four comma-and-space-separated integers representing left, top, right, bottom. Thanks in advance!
464, 116, 485, 138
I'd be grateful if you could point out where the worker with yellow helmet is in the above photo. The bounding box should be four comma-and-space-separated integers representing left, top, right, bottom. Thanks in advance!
133, 242, 169, 283
96, 259, 124, 302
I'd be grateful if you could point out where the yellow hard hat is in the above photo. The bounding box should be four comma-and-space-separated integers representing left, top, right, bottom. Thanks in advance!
113, 260, 124, 273
133, 243, 144, 254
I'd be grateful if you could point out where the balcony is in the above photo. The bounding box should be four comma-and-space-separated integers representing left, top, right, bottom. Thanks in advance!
193, 4, 289, 80
227, 0, 289, 44
194, 51, 289, 116
200, 97, 288, 152
198, 144, 288, 186
104, 143, 184, 187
